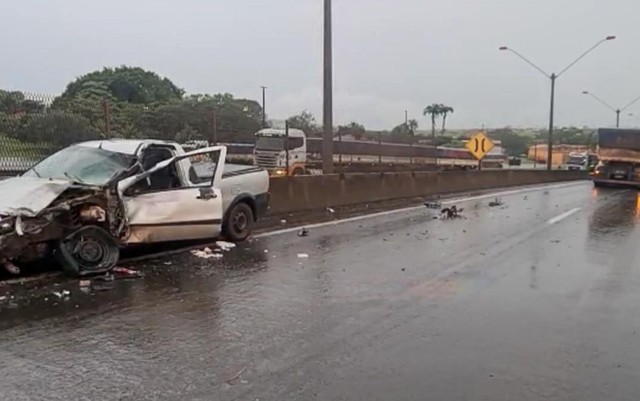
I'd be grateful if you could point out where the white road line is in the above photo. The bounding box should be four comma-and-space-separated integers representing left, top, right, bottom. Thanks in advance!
547, 207, 582, 225
256, 181, 587, 239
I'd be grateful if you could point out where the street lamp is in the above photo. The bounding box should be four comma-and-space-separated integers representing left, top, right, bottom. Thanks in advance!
499, 35, 616, 170
260, 86, 267, 128
322, 0, 334, 174
582, 90, 640, 128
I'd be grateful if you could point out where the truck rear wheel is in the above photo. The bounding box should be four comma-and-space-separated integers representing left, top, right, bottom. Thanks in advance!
292, 168, 305, 176
223, 202, 254, 242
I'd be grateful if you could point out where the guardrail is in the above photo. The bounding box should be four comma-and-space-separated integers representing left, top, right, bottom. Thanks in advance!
268, 170, 587, 214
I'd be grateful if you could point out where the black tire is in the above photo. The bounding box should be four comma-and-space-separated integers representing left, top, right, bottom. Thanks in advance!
56, 226, 120, 277
223, 202, 254, 242
292, 168, 305, 176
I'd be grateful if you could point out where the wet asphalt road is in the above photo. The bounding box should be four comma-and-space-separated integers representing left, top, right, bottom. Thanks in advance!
2, 181, 640, 401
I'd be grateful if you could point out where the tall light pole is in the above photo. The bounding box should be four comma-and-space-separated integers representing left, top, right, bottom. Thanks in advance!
582, 90, 640, 128
322, 0, 334, 174
499, 36, 616, 170
260, 86, 267, 128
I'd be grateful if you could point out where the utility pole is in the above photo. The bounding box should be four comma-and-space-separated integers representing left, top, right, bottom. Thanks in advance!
405, 110, 408, 125
322, 0, 334, 174
260, 86, 267, 128
547, 73, 556, 169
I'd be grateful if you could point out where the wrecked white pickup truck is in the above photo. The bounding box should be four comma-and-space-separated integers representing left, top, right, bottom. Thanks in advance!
0, 140, 269, 277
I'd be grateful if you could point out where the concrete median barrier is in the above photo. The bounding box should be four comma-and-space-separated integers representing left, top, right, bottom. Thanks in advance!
268, 170, 586, 214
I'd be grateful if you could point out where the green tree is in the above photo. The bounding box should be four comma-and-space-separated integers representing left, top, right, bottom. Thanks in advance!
439, 105, 454, 134
390, 123, 414, 144
17, 111, 101, 147
423, 104, 442, 138
487, 127, 530, 156
337, 122, 366, 140
287, 111, 319, 136
58, 66, 184, 105
407, 119, 418, 136
0, 90, 45, 114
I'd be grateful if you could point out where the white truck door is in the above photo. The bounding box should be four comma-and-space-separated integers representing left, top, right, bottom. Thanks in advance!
120, 146, 227, 244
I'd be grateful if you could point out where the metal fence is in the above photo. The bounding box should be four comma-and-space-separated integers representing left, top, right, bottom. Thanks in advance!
0, 90, 262, 174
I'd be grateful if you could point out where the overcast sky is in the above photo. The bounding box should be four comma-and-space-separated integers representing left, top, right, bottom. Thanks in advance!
1, 0, 639, 130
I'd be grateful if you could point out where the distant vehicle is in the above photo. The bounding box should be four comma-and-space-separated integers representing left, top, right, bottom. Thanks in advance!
567, 152, 588, 171
593, 128, 640, 187
254, 128, 307, 176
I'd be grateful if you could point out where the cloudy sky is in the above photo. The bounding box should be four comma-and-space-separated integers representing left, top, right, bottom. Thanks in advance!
1, 0, 639, 130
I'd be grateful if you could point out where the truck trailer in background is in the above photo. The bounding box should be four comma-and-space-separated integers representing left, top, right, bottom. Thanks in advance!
593, 128, 640, 187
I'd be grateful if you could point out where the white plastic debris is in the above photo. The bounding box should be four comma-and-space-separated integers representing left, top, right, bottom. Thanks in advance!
216, 241, 237, 251
191, 249, 224, 259
52, 290, 71, 299
297, 253, 309, 259
280, 219, 287, 225
327, 207, 335, 214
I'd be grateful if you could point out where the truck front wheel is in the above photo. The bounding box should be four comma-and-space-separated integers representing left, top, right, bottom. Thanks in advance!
223, 202, 254, 242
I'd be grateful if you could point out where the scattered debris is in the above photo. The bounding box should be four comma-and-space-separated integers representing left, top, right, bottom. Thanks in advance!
0, 296, 7, 301
424, 200, 442, 209
543, 190, 549, 195
79, 280, 91, 288
280, 219, 287, 225
297, 227, 309, 237
550, 239, 561, 243
523, 195, 528, 200
163, 261, 172, 266
113, 266, 144, 278
297, 253, 309, 259
441, 205, 464, 219
191, 248, 224, 259
326, 207, 335, 214
94, 273, 114, 282
216, 241, 237, 251
489, 198, 504, 207
52, 290, 71, 299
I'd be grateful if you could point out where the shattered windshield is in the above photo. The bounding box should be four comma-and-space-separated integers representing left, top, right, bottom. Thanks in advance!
23, 145, 135, 186
255, 136, 284, 151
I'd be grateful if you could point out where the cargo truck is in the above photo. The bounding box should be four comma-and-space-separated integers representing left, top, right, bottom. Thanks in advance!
593, 128, 640, 187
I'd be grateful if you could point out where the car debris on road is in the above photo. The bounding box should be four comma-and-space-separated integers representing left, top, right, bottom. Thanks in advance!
488, 198, 504, 207
297, 227, 309, 237
441, 206, 464, 219
191, 248, 224, 259
424, 200, 442, 209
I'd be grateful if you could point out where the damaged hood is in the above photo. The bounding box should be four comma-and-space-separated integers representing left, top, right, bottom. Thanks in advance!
0, 176, 73, 218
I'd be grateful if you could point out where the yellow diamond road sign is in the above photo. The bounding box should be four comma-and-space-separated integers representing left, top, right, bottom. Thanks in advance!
466, 132, 495, 160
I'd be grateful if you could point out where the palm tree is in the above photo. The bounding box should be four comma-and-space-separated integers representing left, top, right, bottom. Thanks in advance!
407, 119, 418, 136
423, 104, 442, 138
439, 105, 454, 135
